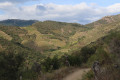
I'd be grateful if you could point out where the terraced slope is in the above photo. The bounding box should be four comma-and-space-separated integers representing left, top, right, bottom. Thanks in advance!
0, 21, 89, 53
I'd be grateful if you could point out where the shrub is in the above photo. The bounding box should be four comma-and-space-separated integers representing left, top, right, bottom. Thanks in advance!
0, 52, 24, 80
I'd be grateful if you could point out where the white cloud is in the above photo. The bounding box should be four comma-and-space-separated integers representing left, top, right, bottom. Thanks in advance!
0, 0, 39, 3
0, 2, 13, 8
107, 3, 120, 13
0, 2, 120, 24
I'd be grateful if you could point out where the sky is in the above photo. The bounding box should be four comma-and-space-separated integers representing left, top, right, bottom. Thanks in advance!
0, 0, 120, 24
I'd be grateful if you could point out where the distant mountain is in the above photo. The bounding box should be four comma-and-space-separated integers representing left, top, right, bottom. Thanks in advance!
0, 19, 38, 27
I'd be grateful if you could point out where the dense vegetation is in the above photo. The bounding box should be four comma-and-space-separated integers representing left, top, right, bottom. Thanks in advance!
0, 52, 24, 80
82, 30, 120, 80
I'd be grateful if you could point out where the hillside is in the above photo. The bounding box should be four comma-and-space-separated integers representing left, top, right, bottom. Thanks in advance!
81, 29, 120, 80
0, 14, 120, 80
0, 21, 90, 54
61, 15, 120, 54
0, 19, 38, 27
60, 28, 120, 80
0, 14, 120, 55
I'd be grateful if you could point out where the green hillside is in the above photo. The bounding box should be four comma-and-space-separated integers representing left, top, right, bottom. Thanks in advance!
0, 15, 120, 55
82, 29, 120, 80
67, 14, 120, 50
0, 14, 120, 80
0, 21, 90, 53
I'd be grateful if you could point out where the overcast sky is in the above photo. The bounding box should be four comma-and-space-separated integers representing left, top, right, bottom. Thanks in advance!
0, 0, 120, 24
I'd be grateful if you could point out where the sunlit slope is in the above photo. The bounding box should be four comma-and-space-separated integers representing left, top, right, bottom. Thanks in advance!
69, 22, 120, 49
21, 26, 66, 51
0, 30, 12, 41
22, 21, 89, 51
56, 15, 120, 53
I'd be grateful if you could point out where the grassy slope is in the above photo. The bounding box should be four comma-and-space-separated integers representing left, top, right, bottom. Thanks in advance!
0, 30, 12, 40
21, 26, 66, 47
65, 14, 120, 52
70, 21, 119, 48
20, 21, 89, 53
53, 21, 120, 54
0, 21, 88, 56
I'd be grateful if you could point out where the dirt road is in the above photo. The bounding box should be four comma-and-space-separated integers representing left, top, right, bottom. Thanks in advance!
63, 68, 90, 80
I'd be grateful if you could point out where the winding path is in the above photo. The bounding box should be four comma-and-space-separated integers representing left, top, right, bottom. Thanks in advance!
63, 68, 90, 80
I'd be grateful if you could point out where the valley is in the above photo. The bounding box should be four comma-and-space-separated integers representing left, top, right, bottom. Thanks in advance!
0, 14, 120, 80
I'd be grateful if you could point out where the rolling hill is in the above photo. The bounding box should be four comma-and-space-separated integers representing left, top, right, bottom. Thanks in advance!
0, 14, 120, 55
0, 21, 90, 54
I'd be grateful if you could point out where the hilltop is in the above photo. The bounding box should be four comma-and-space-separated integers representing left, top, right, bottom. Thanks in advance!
86, 14, 120, 27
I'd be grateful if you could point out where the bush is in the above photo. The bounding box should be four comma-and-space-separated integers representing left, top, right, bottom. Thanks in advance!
0, 52, 24, 80
80, 46, 96, 63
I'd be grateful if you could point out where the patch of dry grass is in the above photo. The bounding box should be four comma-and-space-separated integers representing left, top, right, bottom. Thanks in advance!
21, 26, 66, 48
0, 44, 4, 52
0, 30, 12, 41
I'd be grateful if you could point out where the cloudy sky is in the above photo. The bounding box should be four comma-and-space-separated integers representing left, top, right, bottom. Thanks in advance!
0, 0, 120, 24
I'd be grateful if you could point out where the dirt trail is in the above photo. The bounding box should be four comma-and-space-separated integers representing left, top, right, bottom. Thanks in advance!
63, 68, 90, 80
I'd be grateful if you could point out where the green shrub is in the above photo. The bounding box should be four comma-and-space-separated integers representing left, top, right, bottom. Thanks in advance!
0, 52, 24, 80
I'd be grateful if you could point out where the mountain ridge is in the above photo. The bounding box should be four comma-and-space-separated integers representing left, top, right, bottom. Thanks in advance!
86, 14, 120, 27
0, 19, 38, 27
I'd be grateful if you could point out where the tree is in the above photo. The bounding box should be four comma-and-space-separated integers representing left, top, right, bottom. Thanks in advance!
80, 46, 96, 63
0, 52, 24, 80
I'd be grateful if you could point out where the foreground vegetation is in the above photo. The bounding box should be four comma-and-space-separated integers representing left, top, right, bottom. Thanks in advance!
82, 30, 120, 80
